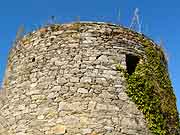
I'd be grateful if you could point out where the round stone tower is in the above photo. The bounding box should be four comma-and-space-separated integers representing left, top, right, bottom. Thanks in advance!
0, 22, 179, 135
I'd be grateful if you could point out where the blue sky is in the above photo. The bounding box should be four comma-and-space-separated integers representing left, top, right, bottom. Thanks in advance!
0, 0, 180, 111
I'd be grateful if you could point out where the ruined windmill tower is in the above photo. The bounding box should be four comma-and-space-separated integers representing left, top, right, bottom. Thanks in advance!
0, 22, 179, 135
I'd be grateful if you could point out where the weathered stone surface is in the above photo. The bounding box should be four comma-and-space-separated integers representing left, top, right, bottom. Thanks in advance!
0, 22, 154, 135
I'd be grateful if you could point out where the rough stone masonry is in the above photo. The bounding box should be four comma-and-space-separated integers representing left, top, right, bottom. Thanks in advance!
0, 22, 161, 135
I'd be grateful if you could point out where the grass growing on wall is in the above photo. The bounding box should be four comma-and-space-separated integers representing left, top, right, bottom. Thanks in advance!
117, 41, 179, 135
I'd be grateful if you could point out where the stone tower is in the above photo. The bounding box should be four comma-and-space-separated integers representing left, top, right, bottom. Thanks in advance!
0, 22, 179, 135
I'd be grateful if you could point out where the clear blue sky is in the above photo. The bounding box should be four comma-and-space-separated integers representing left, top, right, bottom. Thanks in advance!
0, 0, 180, 111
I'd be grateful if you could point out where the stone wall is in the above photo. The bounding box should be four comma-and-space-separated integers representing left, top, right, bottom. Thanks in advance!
0, 22, 156, 135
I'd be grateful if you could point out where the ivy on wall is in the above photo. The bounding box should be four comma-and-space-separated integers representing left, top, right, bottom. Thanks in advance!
116, 40, 179, 135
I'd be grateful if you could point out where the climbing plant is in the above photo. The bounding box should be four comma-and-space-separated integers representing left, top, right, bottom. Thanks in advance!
117, 40, 179, 135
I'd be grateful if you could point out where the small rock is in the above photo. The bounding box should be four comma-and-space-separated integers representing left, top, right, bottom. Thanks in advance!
30, 104, 37, 109
37, 115, 44, 120
51, 86, 61, 91
97, 55, 108, 63
52, 124, 66, 135
82, 128, 92, 134
18, 104, 25, 110
118, 92, 128, 101
88, 101, 96, 110
15, 132, 26, 135
77, 88, 88, 94
96, 78, 107, 84
58, 102, 69, 111
47, 92, 56, 99
80, 77, 91, 83
104, 126, 114, 131
70, 77, 79, 83
31, 95, 46, 100
96, 103, 107, 111
26, 90, 41, 95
